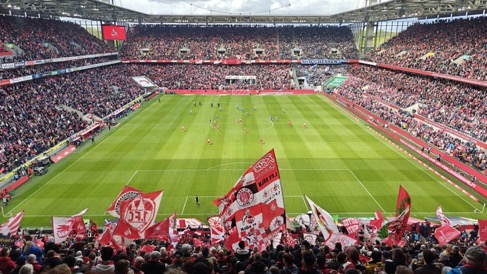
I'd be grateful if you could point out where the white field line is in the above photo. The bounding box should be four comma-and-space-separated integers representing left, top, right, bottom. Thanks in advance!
181, 196, 189, 215
7, 132, 113, 215
347, 169, 387, 213
321, 96, 480, 211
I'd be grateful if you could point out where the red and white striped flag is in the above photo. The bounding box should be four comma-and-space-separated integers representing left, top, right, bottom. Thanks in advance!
0, 211, 24, 236
436, 206, 451, 227
208, 216, 224, 244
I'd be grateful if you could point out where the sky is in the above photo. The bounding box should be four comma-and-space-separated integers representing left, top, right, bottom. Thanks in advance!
114, 0, 368, 16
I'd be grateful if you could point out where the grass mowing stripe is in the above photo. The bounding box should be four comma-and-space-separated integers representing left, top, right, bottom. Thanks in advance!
320, 95, 481, 212
6, 95, 484, 227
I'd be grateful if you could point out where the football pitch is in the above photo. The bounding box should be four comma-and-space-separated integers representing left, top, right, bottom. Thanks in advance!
4, 94, 486, 227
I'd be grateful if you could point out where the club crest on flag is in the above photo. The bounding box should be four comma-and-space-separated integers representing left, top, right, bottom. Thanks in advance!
243, 210, 255, 225
269, 216, 284, 231
236, 187, 254, 208
120, 196, 157, 232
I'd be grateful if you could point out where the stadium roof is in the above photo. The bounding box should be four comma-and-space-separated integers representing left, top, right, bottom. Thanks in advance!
1, 0, 486, 24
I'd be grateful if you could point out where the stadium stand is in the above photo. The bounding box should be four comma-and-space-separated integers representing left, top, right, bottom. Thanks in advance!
1, 226, 484, 274
0, 57, 115, 80
0, 10, 485, 274
120, 25, 359, 60
121, 64, 293, 90
365, 17, 487, 81
0, 17, 112, 63
0, 65, 144, 173
334, 70, 486, 174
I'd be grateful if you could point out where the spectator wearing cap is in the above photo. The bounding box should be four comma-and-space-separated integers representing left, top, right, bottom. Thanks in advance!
0, 248, 16, 274
141, 251, 166, 274
414, 249, 441, 274
91, 246, 115, 274
443, 246, 487, 274
299, 250, 322, 274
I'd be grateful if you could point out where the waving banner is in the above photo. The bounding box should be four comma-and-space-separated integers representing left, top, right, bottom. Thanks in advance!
214, 149, 286, 251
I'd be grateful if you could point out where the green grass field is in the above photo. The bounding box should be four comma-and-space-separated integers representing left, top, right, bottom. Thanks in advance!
4, 94, 486, 227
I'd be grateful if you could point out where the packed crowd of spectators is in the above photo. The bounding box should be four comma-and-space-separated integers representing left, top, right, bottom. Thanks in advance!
0, 57, 116, 80
344, 66, 486, 142
0, 17, 112, 63
366, 17, 487, 81
0, 64, 145, 173
120, 64, 293, 90
335, 73, 487, 173
279, 26, 358, 60
120, 25, 359, 60
0, 222, 484, 274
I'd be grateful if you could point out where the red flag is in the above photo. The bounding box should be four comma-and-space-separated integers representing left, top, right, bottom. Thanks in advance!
342, 218, 361, 238
387, 186, 411, 245
368, 210, 384, 238
89, 220, 99, 235
214, 150, 286, 252
71, 216, 86, 234
97, 222, 116, 246
434, 225, 460, 245
119, 190, 163, 237
0, 211, 24, 236
145, 213, 177, 241
478, 220, 487, 244
396, 186, 411, 217
106, 186, 144, 218
140, 245, 155, 253
113, 218, 140, 240
193, 238, 204, 248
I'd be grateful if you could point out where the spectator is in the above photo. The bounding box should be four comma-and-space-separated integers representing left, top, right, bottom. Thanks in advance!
0, 247, 17, 274
444, 246, 487, 274
141, 251, 166, 274
91, 246, 115, 274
